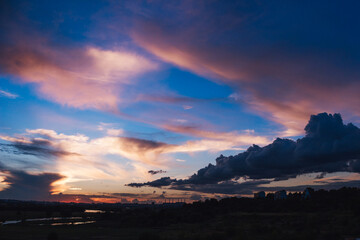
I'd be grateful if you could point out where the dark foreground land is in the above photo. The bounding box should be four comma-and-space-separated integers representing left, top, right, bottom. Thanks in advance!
1, 188, 360, 240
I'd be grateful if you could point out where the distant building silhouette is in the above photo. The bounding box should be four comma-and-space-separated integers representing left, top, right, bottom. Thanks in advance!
254, 191, 266, 199
274, 190, 287, 200
303, 188, 313, 199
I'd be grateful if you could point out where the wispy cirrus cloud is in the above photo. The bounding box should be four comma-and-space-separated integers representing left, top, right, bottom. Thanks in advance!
128, 1, 360, 135
0, 89, 18, 99
162, 124, 270, 147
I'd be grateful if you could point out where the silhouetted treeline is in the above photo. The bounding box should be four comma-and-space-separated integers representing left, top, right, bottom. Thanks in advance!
0, 200, 86, 213
1, 188, 360, 240
1, 187, 360, 218
187, 187, 360, 215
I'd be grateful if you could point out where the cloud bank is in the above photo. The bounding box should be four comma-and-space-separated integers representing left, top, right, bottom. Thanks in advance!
0, 124, 269, 196
127, 113, 360, 190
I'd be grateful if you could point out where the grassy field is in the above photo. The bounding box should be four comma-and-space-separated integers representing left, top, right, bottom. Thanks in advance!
0, 210, 359, 240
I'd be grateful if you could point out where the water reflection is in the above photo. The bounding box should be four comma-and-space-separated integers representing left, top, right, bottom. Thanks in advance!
84, 209, 105, 213
51, 221, 96, 226
2, 220, 22, 225
1, 216, 95, 226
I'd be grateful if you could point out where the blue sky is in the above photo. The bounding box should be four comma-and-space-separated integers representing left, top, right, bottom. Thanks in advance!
1, 0, 360, 203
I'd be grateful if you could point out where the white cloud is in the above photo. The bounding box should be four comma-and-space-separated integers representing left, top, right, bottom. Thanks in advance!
0, 90, 18, 99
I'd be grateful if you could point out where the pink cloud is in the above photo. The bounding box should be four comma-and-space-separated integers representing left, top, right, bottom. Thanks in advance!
1, 126, 270, 193
131, 20, 360, 136
163, 124, 269, 145
1, 43, 158, 111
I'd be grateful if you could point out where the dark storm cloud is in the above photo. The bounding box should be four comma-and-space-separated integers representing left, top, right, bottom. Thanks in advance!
173, 180, 272, 195
117, 137, 175, 164
127, 177, 175, 188
315, 172, 327, 179
127, 177, 271, 195
255, 180, 360, 193
175, 179, 360, 195
181, 113, 360, 183
0, 139, 77, 158
148, 170, 167, 175
127, 113, 360, 190
120, 137, 170, 150
189, 194, 202, 201
0, 166, 64, 201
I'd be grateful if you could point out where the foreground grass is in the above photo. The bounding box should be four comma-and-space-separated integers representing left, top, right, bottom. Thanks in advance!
0, 210, 359, 240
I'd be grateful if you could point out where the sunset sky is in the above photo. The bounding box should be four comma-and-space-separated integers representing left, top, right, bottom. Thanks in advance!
1, 0, 360, 203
